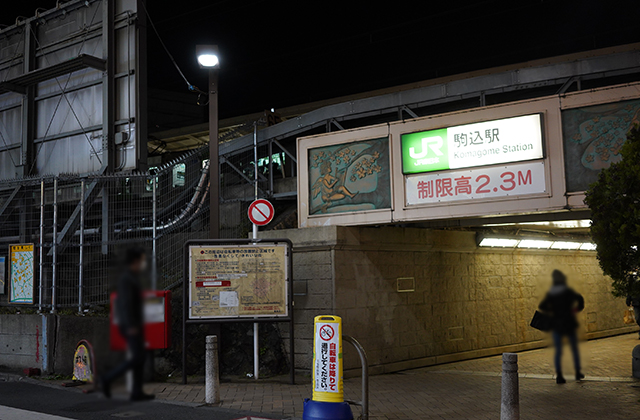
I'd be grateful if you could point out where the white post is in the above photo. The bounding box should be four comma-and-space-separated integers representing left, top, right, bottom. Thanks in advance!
501, 353, 520, 420
205, 335, 220, 404
252, 121, 259, 380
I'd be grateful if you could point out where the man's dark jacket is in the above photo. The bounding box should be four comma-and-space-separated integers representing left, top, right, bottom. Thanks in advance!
539, 286, 585, 335
116, 268, 143, 334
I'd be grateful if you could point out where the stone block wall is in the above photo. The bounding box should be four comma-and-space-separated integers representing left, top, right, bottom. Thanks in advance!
262, 225, 634, 375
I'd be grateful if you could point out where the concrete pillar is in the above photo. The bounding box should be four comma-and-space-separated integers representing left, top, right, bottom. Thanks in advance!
205, 335, 220, 404
501, 352, 519, 420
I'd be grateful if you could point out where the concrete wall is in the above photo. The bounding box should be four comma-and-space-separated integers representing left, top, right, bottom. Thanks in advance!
260, 226, 636, 375
0, 314, 54, 372
0, 314, 120, 375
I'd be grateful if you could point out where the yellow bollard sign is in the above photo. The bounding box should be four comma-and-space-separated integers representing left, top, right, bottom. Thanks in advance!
312, 315, 343, 403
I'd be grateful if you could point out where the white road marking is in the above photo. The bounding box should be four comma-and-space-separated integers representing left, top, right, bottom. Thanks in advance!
0, 405, 76, 420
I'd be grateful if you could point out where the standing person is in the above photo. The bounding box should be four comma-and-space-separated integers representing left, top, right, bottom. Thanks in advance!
538, 269, 585, 384
625, 295, 640, 338
101, 247, 154, 401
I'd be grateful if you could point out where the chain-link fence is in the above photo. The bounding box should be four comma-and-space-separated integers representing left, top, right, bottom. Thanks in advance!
0, 146, 212, 310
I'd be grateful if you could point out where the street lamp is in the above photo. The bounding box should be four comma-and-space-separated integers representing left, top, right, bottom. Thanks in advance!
196, 45, 220, 69
196, 44, 220, 239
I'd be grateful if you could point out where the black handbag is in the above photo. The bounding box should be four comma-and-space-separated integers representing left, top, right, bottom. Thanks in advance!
530, 310, 552, 332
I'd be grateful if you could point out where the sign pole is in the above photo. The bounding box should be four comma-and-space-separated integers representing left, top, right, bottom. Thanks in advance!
252, 121, 259, 381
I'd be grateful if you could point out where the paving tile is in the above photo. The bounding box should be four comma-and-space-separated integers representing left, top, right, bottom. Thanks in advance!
147, 333, 640, 419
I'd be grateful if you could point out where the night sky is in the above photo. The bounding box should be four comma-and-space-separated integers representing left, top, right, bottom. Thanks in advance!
3, 1, 640, 119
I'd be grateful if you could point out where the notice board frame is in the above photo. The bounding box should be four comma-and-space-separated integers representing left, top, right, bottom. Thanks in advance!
182, 238, 294, 385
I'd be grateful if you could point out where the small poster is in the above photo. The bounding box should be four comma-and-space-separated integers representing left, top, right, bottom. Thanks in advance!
0, 256, 5, 294
9, 244, 34, 304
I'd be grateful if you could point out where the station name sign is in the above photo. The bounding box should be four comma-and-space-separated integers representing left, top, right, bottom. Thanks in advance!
401, 114, 544, 174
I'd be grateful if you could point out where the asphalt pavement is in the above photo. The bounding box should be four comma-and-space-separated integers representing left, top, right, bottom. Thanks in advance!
0, 377, 284, 420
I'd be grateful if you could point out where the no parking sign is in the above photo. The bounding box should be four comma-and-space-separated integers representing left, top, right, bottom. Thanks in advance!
248, 199, 274, 226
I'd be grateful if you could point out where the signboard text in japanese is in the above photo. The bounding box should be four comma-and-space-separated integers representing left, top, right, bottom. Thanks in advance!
405, 161, 546, 205
401, 114, 544, 174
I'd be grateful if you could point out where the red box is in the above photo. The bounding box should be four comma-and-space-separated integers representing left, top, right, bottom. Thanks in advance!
110, 290, 172, 351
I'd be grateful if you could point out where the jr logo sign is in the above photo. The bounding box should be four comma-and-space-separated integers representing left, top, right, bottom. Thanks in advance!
408, 136, 445, 159
402, 128, 449, 173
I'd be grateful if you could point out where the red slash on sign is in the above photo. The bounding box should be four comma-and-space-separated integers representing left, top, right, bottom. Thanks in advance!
248, 199, 275, 226
319, 324, 335, 341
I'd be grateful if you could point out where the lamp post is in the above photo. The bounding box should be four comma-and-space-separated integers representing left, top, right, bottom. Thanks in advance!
197, 44, 220, 239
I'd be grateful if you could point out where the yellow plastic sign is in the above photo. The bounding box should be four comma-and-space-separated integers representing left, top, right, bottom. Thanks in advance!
312, 315, 343, 403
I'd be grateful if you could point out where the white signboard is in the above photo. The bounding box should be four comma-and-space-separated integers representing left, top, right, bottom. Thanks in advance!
405, 161, 546, 205
314, 321, 340, 393
401, 114, 544, 174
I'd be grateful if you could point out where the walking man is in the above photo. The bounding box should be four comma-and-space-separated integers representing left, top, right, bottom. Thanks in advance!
102, 247, 154, 401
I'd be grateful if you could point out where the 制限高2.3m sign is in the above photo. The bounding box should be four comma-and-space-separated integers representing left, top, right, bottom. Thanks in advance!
401, 114, 544, 174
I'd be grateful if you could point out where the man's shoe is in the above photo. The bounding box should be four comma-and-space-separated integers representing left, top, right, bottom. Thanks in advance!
556, 375, 566, 384
576, 372, 585, 381
130, 393, 155, 402
101, 378, 111, 399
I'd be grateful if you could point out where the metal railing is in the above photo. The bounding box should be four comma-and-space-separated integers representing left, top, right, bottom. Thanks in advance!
344, 335, 369, 420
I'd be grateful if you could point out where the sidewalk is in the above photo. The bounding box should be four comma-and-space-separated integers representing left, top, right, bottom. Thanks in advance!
27, 332, 640, 419
143, 332, 640, 419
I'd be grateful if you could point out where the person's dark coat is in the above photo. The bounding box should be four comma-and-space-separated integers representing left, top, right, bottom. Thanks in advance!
539, 285, 585, 335
626, 296, 640, 307
115, 268, 143, 335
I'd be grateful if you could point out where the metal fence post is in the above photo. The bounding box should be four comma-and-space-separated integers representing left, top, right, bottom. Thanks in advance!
151, 175, 157, 290
38, 179, 44, 312
205, 335, 220, 404
78, 179, 85, 313
501, 353, 520, 420
50, 177, 58, 314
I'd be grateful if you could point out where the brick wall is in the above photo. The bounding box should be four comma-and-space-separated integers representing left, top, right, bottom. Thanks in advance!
260, 226, 635, 374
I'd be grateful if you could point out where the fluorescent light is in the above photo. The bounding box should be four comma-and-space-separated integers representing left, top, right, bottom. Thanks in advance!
550, 241, 582, 250
517, 240, 553, 249
483, 220, 592, 229
479, 238, 519, 247
479, 236, 597, 251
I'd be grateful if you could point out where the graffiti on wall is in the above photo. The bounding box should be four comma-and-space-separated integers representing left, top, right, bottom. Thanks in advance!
563, 99, 640, 192
308, 137, 391, 215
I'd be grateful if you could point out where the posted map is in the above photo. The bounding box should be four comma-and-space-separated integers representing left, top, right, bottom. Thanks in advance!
10, 244, 34, 304
189, 244, 288, 319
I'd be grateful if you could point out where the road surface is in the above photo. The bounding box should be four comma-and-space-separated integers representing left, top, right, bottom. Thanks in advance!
0, 377, 284, 420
